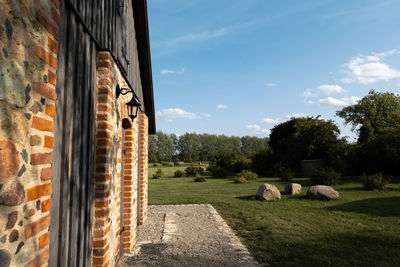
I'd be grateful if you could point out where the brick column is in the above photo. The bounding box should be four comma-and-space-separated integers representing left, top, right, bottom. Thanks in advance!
138, 112, 149, 225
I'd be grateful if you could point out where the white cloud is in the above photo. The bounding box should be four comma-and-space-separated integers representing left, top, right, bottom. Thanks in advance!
262, 118, 281, 124
217, 104, 228, 109
301, 88, 317, 98
285, 113, 306, 119
156, 108, 199, 122
341, 49, 400, 84
307, 96, 361, 108
160, 68, 185, 75
163, 28, 229, 46
264, 83, 277, 87
246, 124, 270, 135
318, 84, 343, 95
202, 113, 211, 118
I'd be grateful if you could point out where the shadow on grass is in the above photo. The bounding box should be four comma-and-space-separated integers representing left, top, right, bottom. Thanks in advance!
264, 231, 400, 266
236, 195, 259, 201
327, 197, 400, 217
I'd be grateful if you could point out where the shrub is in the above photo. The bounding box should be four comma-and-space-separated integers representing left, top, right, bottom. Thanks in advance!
197, 167, 204, 174
185, 166, 200, 177
208, 165, 229, 178
274, 166, 294, 182
174, 162, 180, 166
174, 170, 184, 178
233, 176, 248, 184
161, 161, 174, 167
238, 170, 258, 180
362, 173, 389, 190
311, 167, 341, 186
194, 175, 206, 182
152, 169, 163, 179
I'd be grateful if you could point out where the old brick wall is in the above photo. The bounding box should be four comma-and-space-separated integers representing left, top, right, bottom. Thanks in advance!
92, 52, 141, 267
0, 0, 59, 266
138, 112, 149, 225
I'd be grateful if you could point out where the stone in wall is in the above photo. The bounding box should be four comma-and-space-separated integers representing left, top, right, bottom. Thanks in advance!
0, 140, 19, 179
0, 61, 28, 107
0, 180, 25, 206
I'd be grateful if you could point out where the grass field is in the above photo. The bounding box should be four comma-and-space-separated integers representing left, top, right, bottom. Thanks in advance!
148, 165, 400, 266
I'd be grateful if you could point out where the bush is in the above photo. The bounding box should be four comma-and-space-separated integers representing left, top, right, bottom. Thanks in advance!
274, 166, 294, 182
174, 162, 180, 166
238, 170, 258, 180
174, 170, 184, 178
193, 175, 206, 182
362, 173, 389, 190
208, 165, 229, 178
152, 169, 163, 179
197, 167, 204, 174
161, 161, 174, 167
185, 166, 201, 177
233, 176, 247, 184
311, 167, 341, 186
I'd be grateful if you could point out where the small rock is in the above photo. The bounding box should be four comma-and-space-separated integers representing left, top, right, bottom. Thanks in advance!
284, 183, 302, 195
17, 165, 26, 177
24, 113, 31, 120
40, 97, 45, 105
0, 140, 20, 179
0, 249, 11, 267
5, 18, 13, 40
30, 135, 41, 146
0, 235, 6, 243
15, 242, 24, 254
29, 101, 42, 114
25, 84, 31, 104
2, 48, 8, 59
24, 208, 35, 218
6, 211, 17, 229
8, 230, 18, 242
0, 180, 25, 206
256, 184, 281, 200
20, 149, 28, 164
307, 185, 339, 200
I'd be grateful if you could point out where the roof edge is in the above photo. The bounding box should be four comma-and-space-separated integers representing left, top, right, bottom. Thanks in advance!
133, 0, 156, 134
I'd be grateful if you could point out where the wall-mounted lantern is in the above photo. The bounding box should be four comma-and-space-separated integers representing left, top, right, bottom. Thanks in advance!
116, 85, 141, 129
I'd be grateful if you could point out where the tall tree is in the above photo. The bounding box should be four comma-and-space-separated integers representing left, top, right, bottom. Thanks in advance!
269, 117, 347, 171
336, 90, 400, 143
177, 133, 201, 162
156, 131, 174, 162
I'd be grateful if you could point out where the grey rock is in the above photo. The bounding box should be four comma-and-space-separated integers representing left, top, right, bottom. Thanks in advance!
284, 183, 302, 195
0, 249, 11, 267
256, 184, 281, 200
307, 185, 339, 200
30, 135, 41, 146
5, 18, 12, 40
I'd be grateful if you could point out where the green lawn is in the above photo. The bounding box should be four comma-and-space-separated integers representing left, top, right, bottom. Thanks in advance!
148, 166, 400, 266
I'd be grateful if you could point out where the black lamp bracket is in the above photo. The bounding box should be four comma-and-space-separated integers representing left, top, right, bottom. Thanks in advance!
116, 84, 133, 99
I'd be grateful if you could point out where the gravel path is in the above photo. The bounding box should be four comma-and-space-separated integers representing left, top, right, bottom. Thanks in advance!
119, 204, 260, 267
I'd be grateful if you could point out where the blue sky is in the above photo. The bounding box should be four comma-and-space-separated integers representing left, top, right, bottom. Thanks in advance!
147, 0, 400, 141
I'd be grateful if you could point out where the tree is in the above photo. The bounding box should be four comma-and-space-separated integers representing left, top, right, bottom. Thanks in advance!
241, 136, 269, 156
177, 133, 201, 162
336, 90, 400, 144
155, 131, 174, 162
148, 135, 158, 162
268, 117, 347, 171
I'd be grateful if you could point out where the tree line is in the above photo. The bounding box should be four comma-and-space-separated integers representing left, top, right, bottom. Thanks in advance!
149, 132, 269, 163
150, 90, 400, 178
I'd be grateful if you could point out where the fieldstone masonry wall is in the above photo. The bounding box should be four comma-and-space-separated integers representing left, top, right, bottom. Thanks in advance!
0, 0, 59, 266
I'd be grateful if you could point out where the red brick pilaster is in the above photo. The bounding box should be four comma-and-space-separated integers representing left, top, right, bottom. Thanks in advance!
138, 112, 149, 225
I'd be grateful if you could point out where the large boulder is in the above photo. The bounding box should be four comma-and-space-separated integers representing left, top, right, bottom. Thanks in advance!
284, 183, 302, 195
256, 184, 281, 200
307, 185, 339, 200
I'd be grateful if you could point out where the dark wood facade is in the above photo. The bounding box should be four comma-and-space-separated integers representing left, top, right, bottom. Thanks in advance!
49, 0, 154, 266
